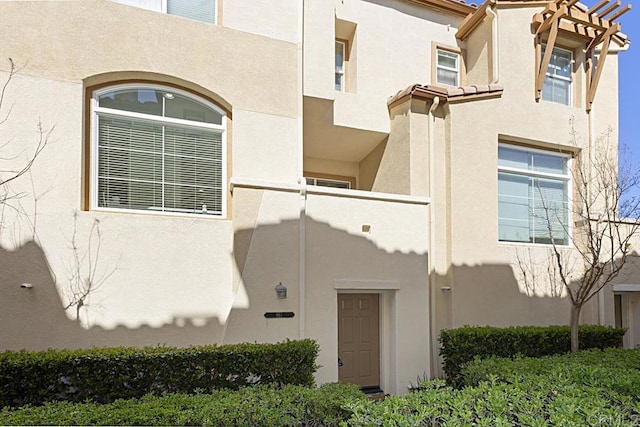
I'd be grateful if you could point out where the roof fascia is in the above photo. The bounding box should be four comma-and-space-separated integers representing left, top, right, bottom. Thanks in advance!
406, 0, 477, 16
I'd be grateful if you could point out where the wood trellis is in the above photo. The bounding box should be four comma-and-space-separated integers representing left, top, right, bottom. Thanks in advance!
532, 0, 630, 111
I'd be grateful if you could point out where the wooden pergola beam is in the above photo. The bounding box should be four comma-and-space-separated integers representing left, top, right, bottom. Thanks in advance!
587, 22, 620, 51
606, 3, 631, 21
585, 23, 621, 110
587, 28, 614, 111
536, 17, 560, 100
598, 0, 622, 18
532, 0, 628, 110
589, 0, 611, 15
532, 14, 599, 39
536, 4, 567, 35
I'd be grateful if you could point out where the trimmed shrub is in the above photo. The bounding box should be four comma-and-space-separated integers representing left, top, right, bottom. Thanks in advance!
439, 324, 625, 386
344, 377, 640, 426
461, 348, 640, 398
0, 339, 318, 408
344, 349, 640, 426
0, 383, 365, 426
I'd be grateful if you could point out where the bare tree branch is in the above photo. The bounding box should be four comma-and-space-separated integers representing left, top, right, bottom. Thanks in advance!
512, 123, 640, 352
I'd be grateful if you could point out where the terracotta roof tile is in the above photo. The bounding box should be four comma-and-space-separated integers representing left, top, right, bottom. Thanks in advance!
387, 83, 504, 107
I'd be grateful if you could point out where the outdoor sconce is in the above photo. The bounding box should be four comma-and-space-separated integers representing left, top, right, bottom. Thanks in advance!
275, 282, 287, 299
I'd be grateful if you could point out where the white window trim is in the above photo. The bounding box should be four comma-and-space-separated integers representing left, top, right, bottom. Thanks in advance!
497, 143, 573, 247
542, 44, 573, 106
436, 48, 460, 87
335, 40, 346, 92
90, 83, 227, 218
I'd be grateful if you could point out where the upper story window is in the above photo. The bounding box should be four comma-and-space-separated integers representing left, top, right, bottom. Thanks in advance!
305, 177, 352, 189
335, 40, 346, 91
436, 49, 460, 87
167, 0, 217, 24
498, 145, 570, 245
91, 84, 227, 217
111, 0, 217, 25
542, 45, 572, 106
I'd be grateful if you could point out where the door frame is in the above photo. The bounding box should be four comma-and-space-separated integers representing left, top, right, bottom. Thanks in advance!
336, 288, 396, 394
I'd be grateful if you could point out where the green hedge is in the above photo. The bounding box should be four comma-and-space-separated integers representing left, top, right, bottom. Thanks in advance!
0, 339, 318, 408
439, 324, 625, 386
461, 348, 640, 397
0, 383, 365, 426
344, 349, 640, 426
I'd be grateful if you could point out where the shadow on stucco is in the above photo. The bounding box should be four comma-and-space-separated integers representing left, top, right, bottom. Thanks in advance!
0, 240, 231, 351
2, 215, 635, 353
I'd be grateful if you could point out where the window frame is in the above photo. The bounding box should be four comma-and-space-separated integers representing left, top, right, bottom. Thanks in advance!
162, 0, 218, 25
335, 40, 347, 92
435, 48, 460, 87
497, 143, 573, 247
90, 83, 228, 218
541, 44, 573, 106
304, 172, 355, 189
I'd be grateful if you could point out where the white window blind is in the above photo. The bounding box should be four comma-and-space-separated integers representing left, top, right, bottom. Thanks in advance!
305, 177, 351, 189
167, 0, 217, 24
93, 86, 225, 216
498, 145, 570, 245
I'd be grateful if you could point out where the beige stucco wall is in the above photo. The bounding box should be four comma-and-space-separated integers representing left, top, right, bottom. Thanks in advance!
305, 192, 429, 394
0, 0, 300, 350
303, 0, 466, 166
425, 4, 622, 333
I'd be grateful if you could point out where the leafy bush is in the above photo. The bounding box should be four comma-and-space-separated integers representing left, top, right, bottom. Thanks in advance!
439, 324, 625, 386
0, 339, 318, 408
344, 349, 640, 426
461, 348, 640, 397
344, 378, 640, 426
0, 383, 365, 426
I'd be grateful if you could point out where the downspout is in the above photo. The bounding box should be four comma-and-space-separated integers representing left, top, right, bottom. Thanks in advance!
486, 4, 499, 84
428, 96, 440, 377
298, 0, 306, 339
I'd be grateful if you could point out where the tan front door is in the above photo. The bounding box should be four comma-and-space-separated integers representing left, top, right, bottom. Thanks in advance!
338, 293, 380, 388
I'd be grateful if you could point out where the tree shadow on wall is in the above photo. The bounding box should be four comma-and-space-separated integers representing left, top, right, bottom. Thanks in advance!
0, 240, 231, 351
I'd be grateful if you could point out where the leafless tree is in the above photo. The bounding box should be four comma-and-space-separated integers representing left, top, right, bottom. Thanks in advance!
0, 58, 117, 324
521, 124, 640, 352
64, 212, 119, 324
0, 58, 53, 235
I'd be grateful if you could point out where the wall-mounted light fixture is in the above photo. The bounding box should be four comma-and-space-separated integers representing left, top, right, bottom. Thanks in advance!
20, 283, 34, 289
275, 282, 287, 299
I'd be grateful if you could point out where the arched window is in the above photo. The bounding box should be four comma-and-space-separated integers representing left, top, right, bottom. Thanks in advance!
91, 84, 226, 216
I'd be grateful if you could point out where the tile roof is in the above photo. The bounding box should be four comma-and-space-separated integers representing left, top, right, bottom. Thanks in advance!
387, 83, 504, 108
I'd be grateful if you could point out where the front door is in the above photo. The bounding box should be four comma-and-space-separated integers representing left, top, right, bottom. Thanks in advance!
337, 293, 380, 389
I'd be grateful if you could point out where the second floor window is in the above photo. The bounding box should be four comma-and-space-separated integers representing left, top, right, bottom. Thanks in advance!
306, 177, 352, 189
436, 49, 460, 86
167, 0, 217, 24
498, 145, 570, 245
542, 45, 572, 106
335, 40, 346, 91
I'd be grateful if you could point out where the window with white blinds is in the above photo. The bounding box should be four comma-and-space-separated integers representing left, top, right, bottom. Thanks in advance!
498, 145, 570, 245
92, 85, 226, 217
167, 0, 217, 25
